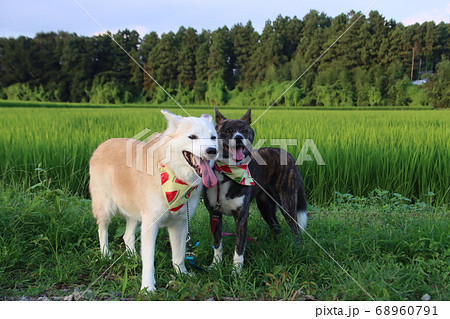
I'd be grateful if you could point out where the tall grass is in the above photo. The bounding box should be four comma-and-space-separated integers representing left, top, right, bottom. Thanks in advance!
248, 110, 450, 205
0, 107, 448, 205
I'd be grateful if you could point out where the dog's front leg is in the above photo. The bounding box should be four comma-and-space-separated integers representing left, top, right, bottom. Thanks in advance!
233, 208, 249, 274
168, 217, 188, 274
210, 213, 223, 266
140, 216, 159, 292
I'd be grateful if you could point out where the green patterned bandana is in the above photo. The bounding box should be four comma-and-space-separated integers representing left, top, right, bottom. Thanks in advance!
160, 165, 198, 212
215, 161, 255, 186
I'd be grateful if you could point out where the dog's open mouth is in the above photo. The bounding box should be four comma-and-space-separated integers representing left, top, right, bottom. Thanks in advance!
183, 151, 217, 188
183, 151, 202, 176
223, 145, 246, 161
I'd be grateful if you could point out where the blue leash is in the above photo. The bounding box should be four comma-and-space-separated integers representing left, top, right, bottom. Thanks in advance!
186, 239, 204, 271
185, 203, 204, 271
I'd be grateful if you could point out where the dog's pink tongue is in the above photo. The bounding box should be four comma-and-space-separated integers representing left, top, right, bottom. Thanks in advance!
233, 147, 246, 161
197, 158, 217, 188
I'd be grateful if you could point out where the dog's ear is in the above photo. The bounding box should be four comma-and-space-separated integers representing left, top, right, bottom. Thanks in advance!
200, 114, 213, 124
241, 108, 251, 124
214, 107, 227, 125
161, 110, 181, 130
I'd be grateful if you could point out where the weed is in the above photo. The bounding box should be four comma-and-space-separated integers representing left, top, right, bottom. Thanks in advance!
0, 185, 448, 300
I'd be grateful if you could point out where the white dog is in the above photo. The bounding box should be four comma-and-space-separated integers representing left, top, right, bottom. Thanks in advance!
89, 110, 218, 291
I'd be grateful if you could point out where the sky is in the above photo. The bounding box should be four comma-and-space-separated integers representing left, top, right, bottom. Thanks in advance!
0, 0, 449, 38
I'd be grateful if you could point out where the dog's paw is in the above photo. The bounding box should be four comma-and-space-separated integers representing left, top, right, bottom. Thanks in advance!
232, 253, 244, 275
140, 284, 156, 293
140, 287, 156, 294
231, 263, 243, 276
184, 271, 197, 278
207, 261, 221, 271
100, 249, 113, 259
125, 247, 138, 256
173, 263, 188, 274
209, 257, 222, 266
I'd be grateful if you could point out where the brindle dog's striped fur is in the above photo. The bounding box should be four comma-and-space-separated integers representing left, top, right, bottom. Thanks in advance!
204, 108, 307, 271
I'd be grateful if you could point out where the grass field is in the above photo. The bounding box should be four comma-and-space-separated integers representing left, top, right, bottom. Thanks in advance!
0, 107, 449, 205
0, 105, 449, 300
0, 99, 435, 110
0, 184, 448, 301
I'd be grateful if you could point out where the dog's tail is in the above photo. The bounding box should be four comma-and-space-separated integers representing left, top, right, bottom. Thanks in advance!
297, 183, 308, 232
297, 210, 307, 232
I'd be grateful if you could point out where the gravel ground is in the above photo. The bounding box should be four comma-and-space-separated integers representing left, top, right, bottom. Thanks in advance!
2, 288, 319, 301
2, 288, 106, 301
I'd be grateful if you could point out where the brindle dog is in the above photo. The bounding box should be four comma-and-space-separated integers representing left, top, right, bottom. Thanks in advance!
203, 108, 307, 271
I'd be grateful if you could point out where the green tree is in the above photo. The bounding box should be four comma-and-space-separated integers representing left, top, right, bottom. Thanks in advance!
205, 74, 228, 105
177, 27, 199, 90
193, 30, 211, 103
244, 19, 288, 86
145, 31, 179, 95
59, 33, 96, 101
0, 36, 34, 86
0, 12, 448, 106
424, 59, 450, 108
141, 32, 160, 95
230, 21, 259, 88
207, 26, 233, 88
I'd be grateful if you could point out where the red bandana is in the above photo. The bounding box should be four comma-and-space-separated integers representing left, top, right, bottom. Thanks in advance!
215, 162, 255, 186
160, 165, 198, 212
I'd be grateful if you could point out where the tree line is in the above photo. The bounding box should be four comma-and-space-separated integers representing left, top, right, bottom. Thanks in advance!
0, 10, 449, 107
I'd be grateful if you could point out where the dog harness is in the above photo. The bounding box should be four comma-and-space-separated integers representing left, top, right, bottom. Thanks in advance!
214, 162, 255, 186
160, 165, 198, 213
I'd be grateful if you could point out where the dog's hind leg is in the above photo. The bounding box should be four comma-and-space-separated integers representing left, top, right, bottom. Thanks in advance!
278, 193, 301, 239
123, 216, 139, 254
97, 217, 111, 257
210, 213, 223, 266
91, 196, 114, 257
90, 172, 116, 257
256, 192, 281, 235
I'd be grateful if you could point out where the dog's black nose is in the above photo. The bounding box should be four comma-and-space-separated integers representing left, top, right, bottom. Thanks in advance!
206, 147, 217, 155
234, 135, 243, 140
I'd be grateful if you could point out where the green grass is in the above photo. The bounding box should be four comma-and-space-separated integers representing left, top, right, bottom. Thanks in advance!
0, 107, 448, 205
0, 105, 448, 300
0, 184, 448, 300
0, 99, 434, 110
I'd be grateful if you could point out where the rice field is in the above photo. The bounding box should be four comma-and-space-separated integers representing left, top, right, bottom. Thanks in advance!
0, 107, 449, 206
1, 106, 449, 301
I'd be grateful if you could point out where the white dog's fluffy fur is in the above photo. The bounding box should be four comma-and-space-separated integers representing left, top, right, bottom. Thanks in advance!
89, 110, 218, 291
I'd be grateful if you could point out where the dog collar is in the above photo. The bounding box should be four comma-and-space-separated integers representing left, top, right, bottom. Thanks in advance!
214, 161, 255, 186
160, 165, 198, 213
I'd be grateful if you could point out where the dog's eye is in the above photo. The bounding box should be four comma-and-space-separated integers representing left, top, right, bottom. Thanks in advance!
211, 136, 217, 140
225, 128, 233, 133
188, 135, 198, 140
